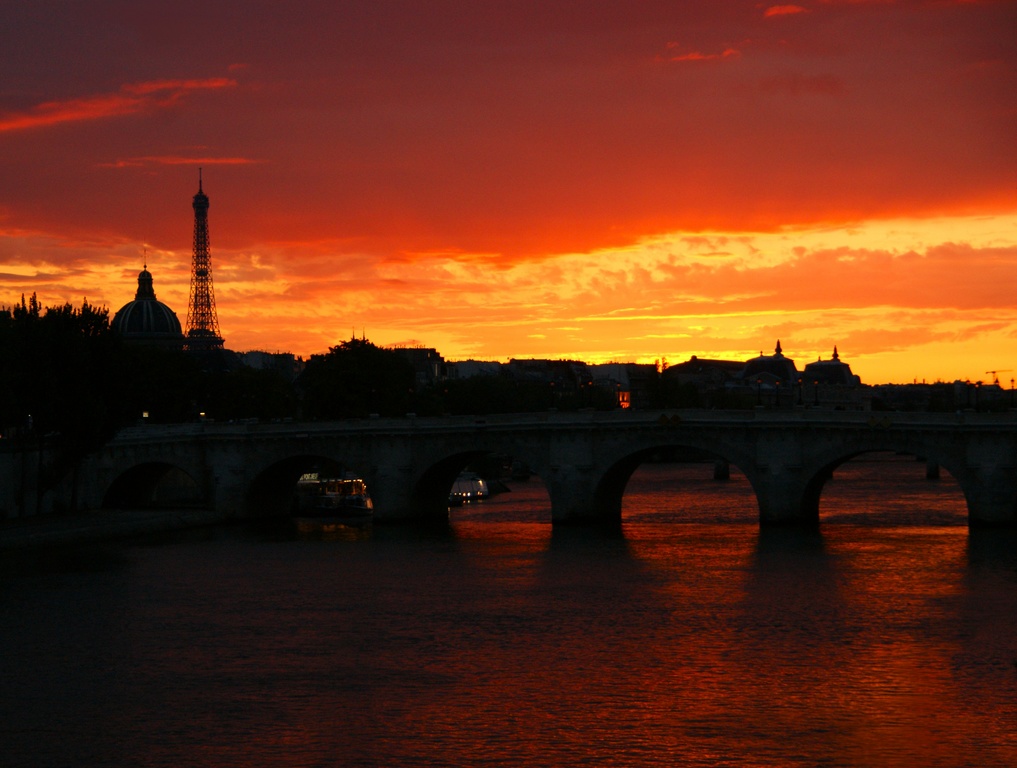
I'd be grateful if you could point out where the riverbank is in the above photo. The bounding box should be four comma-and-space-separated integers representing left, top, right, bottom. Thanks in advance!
0, 508, 230, 550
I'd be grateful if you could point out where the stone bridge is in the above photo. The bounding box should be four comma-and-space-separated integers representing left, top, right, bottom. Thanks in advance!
77, 409, 1017, 527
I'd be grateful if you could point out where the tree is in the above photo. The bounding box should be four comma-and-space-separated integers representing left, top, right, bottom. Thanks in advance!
0, 295, 129, 509
298, 338, 415, 419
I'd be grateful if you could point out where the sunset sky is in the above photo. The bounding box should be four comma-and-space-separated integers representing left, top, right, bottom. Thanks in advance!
2, 0, 1015, 384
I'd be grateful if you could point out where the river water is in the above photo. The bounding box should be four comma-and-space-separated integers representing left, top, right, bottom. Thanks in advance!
2, 458, 1016, 767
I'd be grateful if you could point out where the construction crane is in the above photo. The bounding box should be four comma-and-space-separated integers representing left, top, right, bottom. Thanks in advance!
985, 369, 1012, 385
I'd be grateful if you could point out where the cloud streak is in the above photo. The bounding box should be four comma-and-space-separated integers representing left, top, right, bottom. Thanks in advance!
656, 42, 742, 63
0, 78, 236, 133
764, 5, 808, 18
97, 156, 261, 169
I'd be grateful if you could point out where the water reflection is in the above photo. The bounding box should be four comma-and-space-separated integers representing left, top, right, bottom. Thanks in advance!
622, 462, 758, 524
1, 461, 1015, 767
966, 528, 1017, 570
819, 454, 968, 526
952, 527, 1017, 754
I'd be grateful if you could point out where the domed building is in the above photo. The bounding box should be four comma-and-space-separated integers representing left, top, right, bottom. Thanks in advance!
804, 346, 861, 387
112, 265, 185, 349
741, 340, 799, 384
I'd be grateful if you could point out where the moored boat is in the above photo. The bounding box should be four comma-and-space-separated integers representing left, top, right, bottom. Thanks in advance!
449, 471, 490, 505
295, 473, 373, 525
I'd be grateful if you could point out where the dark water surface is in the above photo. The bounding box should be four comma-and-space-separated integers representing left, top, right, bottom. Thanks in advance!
2, 460, 1016, 767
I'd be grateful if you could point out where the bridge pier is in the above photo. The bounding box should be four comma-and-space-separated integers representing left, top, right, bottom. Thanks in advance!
750, 474, 820, 526
746, 432, 820, 527
544, 464, 610, 524
364, 464, 421, 522
212, 468, 244, 518
960, 467, 1017, 527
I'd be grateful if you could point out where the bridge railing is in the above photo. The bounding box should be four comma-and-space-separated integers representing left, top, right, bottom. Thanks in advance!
109, 408, 1017, 446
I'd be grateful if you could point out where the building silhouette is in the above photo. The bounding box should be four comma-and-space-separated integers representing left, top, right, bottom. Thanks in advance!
803, 346, 860, 387
111, 262, 185, 350
742, 340, 799, 384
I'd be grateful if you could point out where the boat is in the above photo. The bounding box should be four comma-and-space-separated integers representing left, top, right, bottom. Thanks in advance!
295, 473, 373, 525
448, 471, 490, 505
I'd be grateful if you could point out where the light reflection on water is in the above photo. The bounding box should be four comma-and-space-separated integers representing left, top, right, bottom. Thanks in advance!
1, 461, 1015, 767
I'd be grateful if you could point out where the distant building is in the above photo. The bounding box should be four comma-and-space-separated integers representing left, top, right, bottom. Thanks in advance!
499, 359, 600, 409
111, 265, 185, 350
505, 358, 591, 384
741, 340, 800, 384
391, 347, 447, 387
660, 341, 868, 409
871, 379, 1010, 412
666, 357, 745, 388
236, 350, 305, 381
590, 363, 657, 409
803, 346, 861, 387
447, 360, 504, 379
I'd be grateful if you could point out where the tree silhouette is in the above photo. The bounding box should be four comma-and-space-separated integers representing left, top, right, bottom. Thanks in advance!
1, 295, 129, 509
298, 338, 415, 419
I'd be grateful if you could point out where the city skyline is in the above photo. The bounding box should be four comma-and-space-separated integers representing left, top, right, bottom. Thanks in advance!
2, 1, 1015, 383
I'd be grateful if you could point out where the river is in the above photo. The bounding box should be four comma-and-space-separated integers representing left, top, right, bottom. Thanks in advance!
2, 458, 1016, 766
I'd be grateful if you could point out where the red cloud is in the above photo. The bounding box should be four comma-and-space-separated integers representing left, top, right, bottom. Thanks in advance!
657, 41, 742, 63
97, 156, 260, 169
120, 78, 234, 96
764, 5, 808, 17
0, 78, 236, 133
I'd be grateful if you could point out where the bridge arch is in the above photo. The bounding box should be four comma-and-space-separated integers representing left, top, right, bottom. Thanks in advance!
806, 449, 968, 524
798, 434, 972, 524
102, 461, 205, 510
410, 436, 551, 521
245, 453, 369, 518
586, 440, 757, 524
412, 450, 495, 519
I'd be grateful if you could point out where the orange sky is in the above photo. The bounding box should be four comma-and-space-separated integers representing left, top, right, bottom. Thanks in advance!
1, 0, 1015, 384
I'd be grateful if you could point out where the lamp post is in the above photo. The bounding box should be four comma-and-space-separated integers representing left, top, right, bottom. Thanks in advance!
756, 377, 762, 406
797, 377, 803, 406
813, 380, 819, 406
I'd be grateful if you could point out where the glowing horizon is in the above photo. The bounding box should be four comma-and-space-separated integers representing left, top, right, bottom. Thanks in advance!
1, 1, 1014, 385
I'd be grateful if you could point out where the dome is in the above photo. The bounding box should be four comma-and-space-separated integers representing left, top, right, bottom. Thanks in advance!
741, 340, 799, 383
112, 266, 185, 349
804, 346, 861, 387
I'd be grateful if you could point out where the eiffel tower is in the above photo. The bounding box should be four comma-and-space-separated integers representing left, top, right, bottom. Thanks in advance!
184, 169, 224, 351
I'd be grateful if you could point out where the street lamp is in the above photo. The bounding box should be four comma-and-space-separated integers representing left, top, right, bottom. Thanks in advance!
756, 377, 762, 406
797, 377, 803, 406
813, 380, 819, 406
